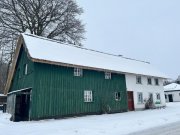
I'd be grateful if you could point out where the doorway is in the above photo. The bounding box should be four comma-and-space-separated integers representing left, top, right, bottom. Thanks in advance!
127, 91, 134, 111
149, 93, 153, 103
14, 91, 31, 121
168, 94, 173, 102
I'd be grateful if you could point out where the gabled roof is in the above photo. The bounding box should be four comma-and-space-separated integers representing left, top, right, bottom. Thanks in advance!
164, 83, 180, 91
23, 33, 167, 78
5, 33, 167, 94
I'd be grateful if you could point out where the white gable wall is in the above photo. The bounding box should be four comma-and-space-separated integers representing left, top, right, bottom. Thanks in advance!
125, 74, 166, 110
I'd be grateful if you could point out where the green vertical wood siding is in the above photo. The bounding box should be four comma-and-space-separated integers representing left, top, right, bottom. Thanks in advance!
9, 46, 34, 92
9, 47, 128, 120
30, 63, 128, 120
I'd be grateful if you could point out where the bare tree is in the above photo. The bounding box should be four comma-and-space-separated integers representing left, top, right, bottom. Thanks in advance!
0, 0, 85, 92
0, 0, 85, 44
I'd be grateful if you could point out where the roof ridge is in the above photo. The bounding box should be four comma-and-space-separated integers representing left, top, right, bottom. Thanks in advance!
22, 33, 150, 64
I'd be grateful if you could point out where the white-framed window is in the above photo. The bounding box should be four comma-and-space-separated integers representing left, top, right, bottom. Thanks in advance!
84, 90, 93, 102
136, 76, 142, 84
147, 77, 152, 85
115, 92, 121, 101
74, 67, 83, 77
149, 93, 153, 101
137, 92, 143, 103
24, 64, 28, 75
156, 93, 161, 100
105, 72, 111, 79
154, 78, 159, 85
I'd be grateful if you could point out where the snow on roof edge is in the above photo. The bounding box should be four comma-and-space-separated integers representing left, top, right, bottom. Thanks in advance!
22, 33, 150, 64
21, 33, 168, 79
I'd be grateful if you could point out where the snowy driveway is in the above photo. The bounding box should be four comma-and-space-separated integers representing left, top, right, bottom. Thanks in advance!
1, 102, 180, 135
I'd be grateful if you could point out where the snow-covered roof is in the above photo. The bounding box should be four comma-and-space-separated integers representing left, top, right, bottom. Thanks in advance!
0, 94, 6, 97
164, 83, 180, 91
22, 33, 167, 78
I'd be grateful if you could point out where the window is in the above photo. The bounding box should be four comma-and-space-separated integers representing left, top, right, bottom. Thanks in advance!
156, 93, 161, 100
24, 64, 28, 75
84, 90, 93, 102
105, 72, 111, 79
74, 68, 83, 76
147, 77, 152, 85
136, 76, 142, 84
137, 92, 143, 103
115, 92, 121, 101
154, 78, 159, 85
149, 93, 153, 101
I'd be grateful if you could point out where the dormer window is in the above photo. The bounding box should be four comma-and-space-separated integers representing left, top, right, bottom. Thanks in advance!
105, 72, 111, 79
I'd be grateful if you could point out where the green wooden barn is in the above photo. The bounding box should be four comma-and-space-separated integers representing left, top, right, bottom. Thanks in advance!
5, 34, 128, 121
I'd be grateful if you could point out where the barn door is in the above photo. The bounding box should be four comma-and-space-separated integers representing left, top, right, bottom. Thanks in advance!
14, 90, 30, 121
127, 91, 134, 111
14, 92, 31, 121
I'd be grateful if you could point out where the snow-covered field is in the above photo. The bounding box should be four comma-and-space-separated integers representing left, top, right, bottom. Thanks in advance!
1, 103, 180, 135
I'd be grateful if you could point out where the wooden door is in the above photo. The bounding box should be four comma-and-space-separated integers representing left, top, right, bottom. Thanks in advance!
128, 91, 134, 111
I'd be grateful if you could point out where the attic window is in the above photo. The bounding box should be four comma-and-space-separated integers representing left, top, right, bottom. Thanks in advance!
24, 64, 28, 75
74, 68, 83, 77
105, 72, 111, 79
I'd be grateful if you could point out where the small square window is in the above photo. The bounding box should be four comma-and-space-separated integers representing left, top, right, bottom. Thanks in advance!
156, 93, 161, 100
84, 90, 93, 102
74, 68, 83, 77
105, 72, 111, 79
137, 92, 143, 103
136, 76, 142, 84
115, 92, 121, 101
147, 77, 152, 85
155, 78, 159, 85
24, 64, 28, 75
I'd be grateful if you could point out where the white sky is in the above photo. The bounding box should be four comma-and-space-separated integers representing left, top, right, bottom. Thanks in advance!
77, 0, 180, 79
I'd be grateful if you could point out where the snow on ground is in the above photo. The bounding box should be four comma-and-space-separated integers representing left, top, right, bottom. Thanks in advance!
1, 103, 180, 135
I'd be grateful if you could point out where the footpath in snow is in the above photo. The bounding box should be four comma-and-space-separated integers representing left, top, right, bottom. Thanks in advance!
1, 102, 180, 135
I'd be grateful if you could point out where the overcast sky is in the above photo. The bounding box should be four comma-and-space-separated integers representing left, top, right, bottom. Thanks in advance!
77, 0, 180, 79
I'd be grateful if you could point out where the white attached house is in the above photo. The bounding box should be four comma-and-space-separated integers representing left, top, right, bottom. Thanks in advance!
126, 74, 166, 110
164, 83, 180, 102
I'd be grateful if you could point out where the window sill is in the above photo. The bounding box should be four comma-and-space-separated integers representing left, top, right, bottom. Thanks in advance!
84, 101, 94, 103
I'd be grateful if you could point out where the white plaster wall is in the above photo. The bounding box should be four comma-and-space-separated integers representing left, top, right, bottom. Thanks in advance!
125, 74, 166, 110
165, 91, 180, 102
